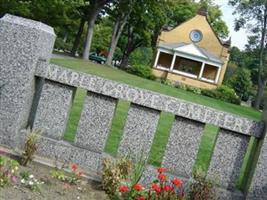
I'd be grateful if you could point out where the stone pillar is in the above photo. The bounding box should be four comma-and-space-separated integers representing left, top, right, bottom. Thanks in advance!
0, 14, 56, 146
118, 103, 160, 159
247, 107, 267, 199
207, 129, 249, 190
162, 116, 204, 178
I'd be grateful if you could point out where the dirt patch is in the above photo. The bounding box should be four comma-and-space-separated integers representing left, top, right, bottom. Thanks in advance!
0, 161, 109, 200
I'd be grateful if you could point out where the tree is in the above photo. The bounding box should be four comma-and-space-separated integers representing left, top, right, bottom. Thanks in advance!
226, 67, 253, 101
119, 0, 173, 68
105, 0, 135, 65
0, 0, 31, 17
229, 0, 267, 109
82, 0, 113, 60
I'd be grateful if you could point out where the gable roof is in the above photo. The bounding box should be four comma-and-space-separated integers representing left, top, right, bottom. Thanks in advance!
161, 11, 230, 48
158, 42, 224, 64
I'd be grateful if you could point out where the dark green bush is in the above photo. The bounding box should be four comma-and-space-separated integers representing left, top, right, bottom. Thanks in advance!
201, 85, 241, 105
54, 38, 72, 52
226, 67, 253, 101
127, 65, 156, 80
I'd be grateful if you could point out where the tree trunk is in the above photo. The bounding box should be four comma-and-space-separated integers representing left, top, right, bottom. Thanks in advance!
82, 16, 97, 60
254, 81, 266, 109
71, 18, 85, 56
253, 5, 267, 109
106, 17, 127, 65
106, 15, 128, 66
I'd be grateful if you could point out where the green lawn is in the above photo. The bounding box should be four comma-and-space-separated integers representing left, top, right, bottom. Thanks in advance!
51, 58, 261, 190
51, 58, 261, 121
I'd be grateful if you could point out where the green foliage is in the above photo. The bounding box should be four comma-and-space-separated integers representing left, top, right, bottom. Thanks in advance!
21, 128, 41, 166
127, 65, 155, 80
50, 163, 83, 185
0, 156, 19, 187
91, 20, 113, 53
188, 170, 216, 200
20, 172, 43, 192
224, 62, 238, 82
175, 83, 202, 95
54, 38, 73, 52
129, 47, 153, 66
201, 85, 241, 105
226, 67, 253, 101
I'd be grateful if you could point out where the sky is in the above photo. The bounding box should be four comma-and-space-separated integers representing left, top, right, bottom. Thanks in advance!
214, 0, 248, 50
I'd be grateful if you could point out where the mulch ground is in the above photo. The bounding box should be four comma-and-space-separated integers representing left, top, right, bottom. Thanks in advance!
0, 160, 109, 200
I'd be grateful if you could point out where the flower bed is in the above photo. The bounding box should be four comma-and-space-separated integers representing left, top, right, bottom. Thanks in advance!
0, 154, 108, 200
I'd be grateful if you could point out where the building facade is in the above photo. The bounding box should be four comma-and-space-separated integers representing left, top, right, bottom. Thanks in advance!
152, 9, 230, 89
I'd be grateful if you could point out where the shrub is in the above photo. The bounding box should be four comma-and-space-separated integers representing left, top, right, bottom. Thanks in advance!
175, 84, 202, 95
127, 65, 156, 80
201, 85, 241, 105
226, 67, 253, 101
20, 128, 42, 166
102, 157, 133, 198
188, 171, 216, 200
54, 38, 72, 52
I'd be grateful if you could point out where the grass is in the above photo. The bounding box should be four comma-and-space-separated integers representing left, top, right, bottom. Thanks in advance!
51, 58, 262, 190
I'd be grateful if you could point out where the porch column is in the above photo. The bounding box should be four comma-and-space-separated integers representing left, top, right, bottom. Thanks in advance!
215, 66, 222, 83
153, 49, 161, 68
170, 53, 176, 71
198, 62, 205, 79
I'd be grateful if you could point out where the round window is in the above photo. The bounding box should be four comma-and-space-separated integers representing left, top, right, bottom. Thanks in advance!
190, 30, 203, 43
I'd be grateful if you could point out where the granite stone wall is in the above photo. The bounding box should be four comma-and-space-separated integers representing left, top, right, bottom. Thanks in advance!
0, 14, 55, 146
1, 14, 267, 199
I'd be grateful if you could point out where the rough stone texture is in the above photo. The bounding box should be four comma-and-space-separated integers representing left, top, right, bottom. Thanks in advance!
207, 129, 249, 190
247, 135, 267, 199
215, 188, 244, 200
75, 92, 117, 152
36, 137, 102, 173
162, 116, 204, 178
33, 80, 74, 139
35, 63, 264, 137
118, 104, 160, 159
17, 130, 102, 173
0, 14, 55, 147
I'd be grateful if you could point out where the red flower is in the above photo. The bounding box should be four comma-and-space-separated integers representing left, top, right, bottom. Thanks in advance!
158, 174, 167, 182
171, 178, 182, 188
119, 185, 129, 193
151, 183, 161, 193
163, 185, 173, 192
133, 183, 143, 191
157, 167, 166, 174
136, 196, 146, 200
71, 164, 78, 172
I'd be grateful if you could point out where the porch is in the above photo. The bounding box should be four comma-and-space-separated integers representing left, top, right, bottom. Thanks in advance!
153, 43, 224, 87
